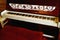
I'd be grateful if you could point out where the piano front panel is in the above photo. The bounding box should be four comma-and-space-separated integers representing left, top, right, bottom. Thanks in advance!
6, 0, 59, 17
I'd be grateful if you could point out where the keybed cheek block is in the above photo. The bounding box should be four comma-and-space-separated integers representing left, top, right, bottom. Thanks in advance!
0, 17, 8, 28
1, 10, 59, 27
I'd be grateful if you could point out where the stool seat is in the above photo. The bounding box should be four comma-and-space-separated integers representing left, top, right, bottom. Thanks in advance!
0, 16, 8, 28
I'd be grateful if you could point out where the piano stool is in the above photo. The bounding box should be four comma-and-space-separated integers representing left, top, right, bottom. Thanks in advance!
0, 16, 8, 28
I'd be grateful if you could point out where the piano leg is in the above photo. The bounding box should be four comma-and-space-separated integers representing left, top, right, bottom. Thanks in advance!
0, 17, 8, 28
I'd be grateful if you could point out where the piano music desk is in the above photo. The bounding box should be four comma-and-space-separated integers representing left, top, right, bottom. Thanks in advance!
0, 16, 8, 28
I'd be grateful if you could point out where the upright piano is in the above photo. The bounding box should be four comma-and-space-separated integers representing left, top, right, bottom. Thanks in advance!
1, 0, 59, 40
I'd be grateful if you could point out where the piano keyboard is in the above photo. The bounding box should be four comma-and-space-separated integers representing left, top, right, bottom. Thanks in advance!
1, 10, 58, 27
7, 12, 58, 22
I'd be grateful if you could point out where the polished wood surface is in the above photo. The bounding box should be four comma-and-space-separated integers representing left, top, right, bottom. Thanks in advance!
0, 0, 6, 12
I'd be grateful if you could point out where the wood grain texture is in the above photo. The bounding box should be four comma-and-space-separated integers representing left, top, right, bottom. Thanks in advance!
0, 0, 6, 12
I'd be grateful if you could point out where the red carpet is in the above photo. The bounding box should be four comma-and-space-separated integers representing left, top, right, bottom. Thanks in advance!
58, 32, 60, 40
0, 24, 47, 40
